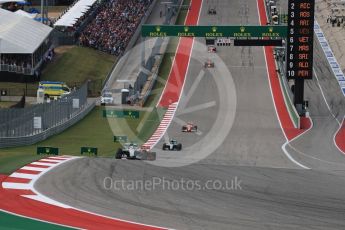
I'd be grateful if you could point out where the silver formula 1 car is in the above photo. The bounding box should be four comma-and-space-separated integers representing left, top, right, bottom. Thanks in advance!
116, 143, 156, 160
162, 139, 182, 151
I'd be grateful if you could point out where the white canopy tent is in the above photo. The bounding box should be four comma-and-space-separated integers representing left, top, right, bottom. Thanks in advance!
54, 0, 97, 27
15, 9, 37, 19
0, 0, 24, 3
0, 8, 52, 54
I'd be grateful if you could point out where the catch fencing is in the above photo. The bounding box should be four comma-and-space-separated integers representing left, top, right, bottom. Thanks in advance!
0, 83, 95, 148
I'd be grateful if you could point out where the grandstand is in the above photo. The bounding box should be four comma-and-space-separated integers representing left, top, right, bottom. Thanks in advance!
54, 0, 98, 27
14, 9, 37, 18
0, 0, 24, 12
52, 0, 154, 55
0, 8, 53, 81
78, 0, 153, 55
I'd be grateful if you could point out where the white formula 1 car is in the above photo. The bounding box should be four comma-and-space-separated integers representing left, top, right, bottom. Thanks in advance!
162, 140, 182, 151
116, 143, 156, 160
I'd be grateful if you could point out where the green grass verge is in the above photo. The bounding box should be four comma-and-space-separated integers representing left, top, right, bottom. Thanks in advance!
0, 154, 43, 175
176, 0, 191, 25
137, 107, 167, 141
41, 46, 116, 87
144, 38, 179, 107
0, 106, 166, 174
0, 47, 115, 96
0, 101, 16, 108
0, 82, 38, 96
107, 107, 167, 144
0, 1, 190, 174
0, 211, 74, 230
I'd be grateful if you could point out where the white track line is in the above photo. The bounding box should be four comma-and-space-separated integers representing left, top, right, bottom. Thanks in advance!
10, 173, 38, 179
39, 159, 63, 163
21, 166, 46, 172
282, 121, 313, 170
31, 162, 57, 167
2, 182, 31, 190
47, 157, 69, 160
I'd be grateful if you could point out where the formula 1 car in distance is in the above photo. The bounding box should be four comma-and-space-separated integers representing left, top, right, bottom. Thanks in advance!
162, 140, 182, 151
116, 143, 156, 160
208, 45, 217, 53
208, 8, 216, 15
182, 122, 198, 132
204, 60, 215, 68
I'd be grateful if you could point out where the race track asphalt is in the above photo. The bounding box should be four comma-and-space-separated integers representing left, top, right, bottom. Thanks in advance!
286, 37, 345, 170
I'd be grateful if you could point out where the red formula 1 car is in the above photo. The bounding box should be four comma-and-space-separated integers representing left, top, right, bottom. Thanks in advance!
208, 45, 217, 53
182, 122, 198, 132
204, 60, 215, 68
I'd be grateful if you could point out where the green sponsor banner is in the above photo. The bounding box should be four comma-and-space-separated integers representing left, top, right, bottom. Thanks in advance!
81, 147, 98, 155
142, 25, 287, 38
37, 147, 59, 155
113, 136, 128, 143
103, 110, 139, 119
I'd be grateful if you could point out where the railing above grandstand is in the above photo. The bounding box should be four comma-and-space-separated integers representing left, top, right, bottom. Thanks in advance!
53, 0, 98, 27
0, 64, 34, 75
0, 0, 24, 4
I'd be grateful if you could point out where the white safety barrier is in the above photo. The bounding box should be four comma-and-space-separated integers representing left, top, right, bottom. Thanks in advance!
314, 20, 345, 96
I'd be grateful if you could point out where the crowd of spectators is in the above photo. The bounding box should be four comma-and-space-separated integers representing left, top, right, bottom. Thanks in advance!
0, 54, 32, 69
0, 47, 54, 75
78, 0, 152, 56
1, 2, 24, 12
326, 15, 345, 27
0, 54, 33, 74
54, 1, 101, 33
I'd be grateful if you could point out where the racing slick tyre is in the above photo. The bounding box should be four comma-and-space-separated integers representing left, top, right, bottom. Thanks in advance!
176, 143, 182, 151
162, 143, 168, 150
115, 148, 123, 159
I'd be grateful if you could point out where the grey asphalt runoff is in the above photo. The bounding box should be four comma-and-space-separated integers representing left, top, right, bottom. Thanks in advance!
35, 0, 345, 229
286, 36, 345, 170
